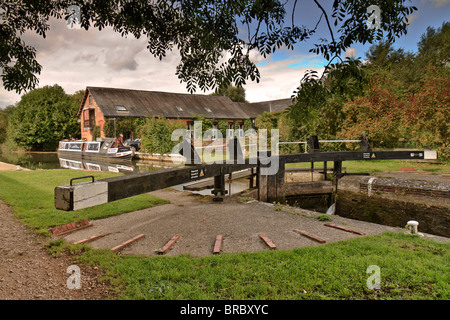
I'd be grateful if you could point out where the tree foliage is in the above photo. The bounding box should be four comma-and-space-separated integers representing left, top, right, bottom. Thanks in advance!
211, 85, 247, 102
1, 0, 416, 93
7, 84, 80, 150
103, 117, 145, 139
282, 21, 449, 159
140, 117, 185, 154
288, 58, 366, 140
0, 106, 14, 145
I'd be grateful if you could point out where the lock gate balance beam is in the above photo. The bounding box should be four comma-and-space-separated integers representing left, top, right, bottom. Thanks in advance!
54, 161, 258, 211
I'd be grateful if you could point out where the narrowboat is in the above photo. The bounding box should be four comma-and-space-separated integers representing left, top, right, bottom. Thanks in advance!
57, 138, 134, 161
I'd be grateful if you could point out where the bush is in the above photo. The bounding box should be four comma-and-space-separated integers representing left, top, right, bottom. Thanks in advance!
140, 117, 185, 154
7, 85, 80, 151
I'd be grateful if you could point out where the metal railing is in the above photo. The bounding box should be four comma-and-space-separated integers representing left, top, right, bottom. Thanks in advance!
276, 139, 362, 154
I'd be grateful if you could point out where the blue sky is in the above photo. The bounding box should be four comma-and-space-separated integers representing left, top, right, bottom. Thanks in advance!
259, 0, 449, 68
0, 0, 449, 107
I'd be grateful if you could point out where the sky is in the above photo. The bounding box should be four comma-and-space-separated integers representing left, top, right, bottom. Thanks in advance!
0, 0, 449, 108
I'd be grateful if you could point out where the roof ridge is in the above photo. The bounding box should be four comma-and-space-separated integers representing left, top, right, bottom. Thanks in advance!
86, 86, 231, 100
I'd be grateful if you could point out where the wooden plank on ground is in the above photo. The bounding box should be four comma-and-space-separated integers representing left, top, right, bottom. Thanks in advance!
258, 234, 277, 249
323, 223, 366, 235
158, 235, 180, 255
50, 219, 92, 236
213, 235, 223, 254
111, 234, 145, 252
73, 233, 111, 245
293, 229, 326, 244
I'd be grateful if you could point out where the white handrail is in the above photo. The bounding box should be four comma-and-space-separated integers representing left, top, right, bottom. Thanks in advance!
319, 140, 361, 143
275, 139, 362, 155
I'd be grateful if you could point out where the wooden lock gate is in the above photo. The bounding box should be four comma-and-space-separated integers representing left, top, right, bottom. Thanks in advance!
55, 135, 437, 211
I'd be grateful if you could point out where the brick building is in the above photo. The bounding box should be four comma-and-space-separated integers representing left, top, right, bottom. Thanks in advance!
77, 86, 292, 141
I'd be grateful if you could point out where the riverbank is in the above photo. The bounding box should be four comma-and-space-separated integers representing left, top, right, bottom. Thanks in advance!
0, 161, 30, 171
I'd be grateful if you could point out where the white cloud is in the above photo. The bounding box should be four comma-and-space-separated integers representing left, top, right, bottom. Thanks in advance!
344, 48, 357, 59
422, 0, 450, 7
405, 14, 419, 26
244, 57, 325, 102
0, 17, 324, 108
0, 18, 188, 107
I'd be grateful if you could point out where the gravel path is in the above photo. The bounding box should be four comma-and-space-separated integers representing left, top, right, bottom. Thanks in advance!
63, 189, 449, 257
0, 201, 113, 300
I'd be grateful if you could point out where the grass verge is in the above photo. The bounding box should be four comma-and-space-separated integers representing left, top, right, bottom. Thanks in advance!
48, 231, 449, 300
286, 160, 450, 174
0, 170, 169, 235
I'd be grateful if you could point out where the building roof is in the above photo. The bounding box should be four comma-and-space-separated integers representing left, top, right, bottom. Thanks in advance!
78, 86, 293, 120
79, 87, 250, 120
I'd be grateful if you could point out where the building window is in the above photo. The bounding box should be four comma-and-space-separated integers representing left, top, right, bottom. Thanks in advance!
116, 105, 128, 112
84, 109, 95, 129
204, 106, 212, 113
176, 105, 183, 112
237, 123, 244, 138
227, 122, 234, 138
89, 95, 92, 105
186, 121, 194, 140
211, 123, 218, 140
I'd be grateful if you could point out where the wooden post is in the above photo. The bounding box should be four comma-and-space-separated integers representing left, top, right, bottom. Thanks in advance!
333, 161, 342, 175
333, 160, 342, 192
258, 153, 284, 204
212, 172, 226, 202
258, 167, 268, 202
307, 135, 320, 152
248, 167, 254, 188
273, 160, 285, 204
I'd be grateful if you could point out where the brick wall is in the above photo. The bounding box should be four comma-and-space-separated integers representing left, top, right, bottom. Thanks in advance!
80, 92, 105, 141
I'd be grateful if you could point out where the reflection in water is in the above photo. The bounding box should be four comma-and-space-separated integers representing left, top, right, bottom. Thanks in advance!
58, 156, 177, 174
0, 151, 174, 173
59, 157, 136, 173
0, 152, 60, 170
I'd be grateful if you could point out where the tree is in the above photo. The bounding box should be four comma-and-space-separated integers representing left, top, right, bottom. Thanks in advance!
1, 1, 416, 94
337, 72, 406, 148
288, 58, 366, 139
403, 70, 450, 159
417, 21, 450, 68
7, 84, 80, 150
0, 105, 15, 145
365, 40, 421, 96
211, 85, 247, 102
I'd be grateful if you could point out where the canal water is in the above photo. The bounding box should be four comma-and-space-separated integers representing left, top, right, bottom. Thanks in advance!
0, 151, 169, 172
